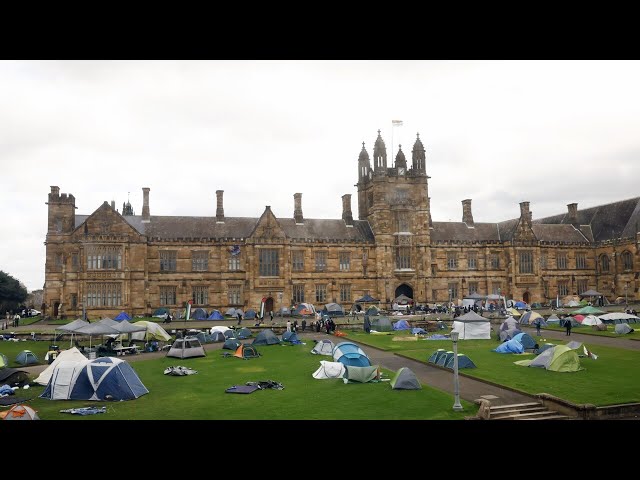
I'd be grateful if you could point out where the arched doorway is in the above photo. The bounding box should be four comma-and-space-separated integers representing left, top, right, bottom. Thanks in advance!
523, 291, 530, 304
394, 284, 414, 300
265, 297, 274, 315
53, 301, 60, 317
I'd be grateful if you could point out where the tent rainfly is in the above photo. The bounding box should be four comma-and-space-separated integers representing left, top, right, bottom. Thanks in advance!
390, 367, 422, 390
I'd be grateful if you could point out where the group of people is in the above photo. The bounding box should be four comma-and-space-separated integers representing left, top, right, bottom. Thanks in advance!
311, 317, 336, 334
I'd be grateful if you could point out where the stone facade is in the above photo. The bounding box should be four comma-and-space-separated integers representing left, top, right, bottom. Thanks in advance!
43, 131, 640, 319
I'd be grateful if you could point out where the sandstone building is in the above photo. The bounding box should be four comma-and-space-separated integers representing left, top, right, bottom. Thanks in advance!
43, 130, 640, 318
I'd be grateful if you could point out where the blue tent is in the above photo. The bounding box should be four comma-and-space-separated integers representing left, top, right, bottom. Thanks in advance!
190, 308, 208, 320
514, 301, 527, 309
236, 328, 252, 339
322, 303, 345, 317
244, 309, 257, 320
41, 357, 148, 401
512, 332, 537, 350
332, 341, 371, 367
207, 310, 224, 320
411, 327, 427, 334
436, 351, 454, 367
393, 319, 411, 330
252, 329, 281, 346
114, 311, 131, 321
494, 338, 525, 354
222, 339, 241, 350
444, 354, 477, 369
282, 331, 301, 343
428, 349, 446, 364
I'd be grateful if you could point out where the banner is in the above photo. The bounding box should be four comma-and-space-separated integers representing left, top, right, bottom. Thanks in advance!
186, 300, 192, 321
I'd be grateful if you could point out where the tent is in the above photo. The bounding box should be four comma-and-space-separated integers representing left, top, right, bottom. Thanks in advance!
277, 306, 291, 317
343, 365, 380, 383
129, 321, 172, 342
322, 303, 345, 317
210, 331, 226, 342
365, 306, 381, 316
514, 301, 527, 309
332, 341, 371, 367
244, 309, 257, 320
225, 308, 238, 317
436, 351, 454, 367
282, 331, 300, 343
354, 294, 380, 314
371, 317, 393, 332
506, 308, 521, 317
188, 308, 207, 320
166, 337, 206, 358
293, 303, 316, 316
514, 345, 582, 372
499, 316, 522, 342
152, 307, 169, 318
207, 310, 224, 320
391, 367, 422, 390
40, 357, 149, 401
55, 318, 90, 347
573, 305, 605, 315
35, 347, 88, 386
224, 330, 237, 339
580, 289, 603, 297
615, 323, 634, 334
311, 339, 334, 355
114, 311, 132, 321
494, 338, 525, 354
427, 349, 446, 364
451, 311, 491, 339
233, 343, 260, 359
0, 368, 29, 387
546, 314, 561, 325
0, 353, 7, 369
252, 329, 281, 345
222, 339, 241, 350
393, 293, 413, 305
581, 315, 603, 326
519, 311, 544, 325
236, 328, 252, 339
15, 350, 38, 366
599, 312, 640, 324
393, 319, 411, 330
312, 360, 345, 379
511, 332, 537, 350
1, 404, 40, 420
210, 325, 231, 334
444, 354, 477, 369
195, 331, 213, 344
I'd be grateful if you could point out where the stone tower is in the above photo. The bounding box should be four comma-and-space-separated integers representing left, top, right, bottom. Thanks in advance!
47, 186, 76, 234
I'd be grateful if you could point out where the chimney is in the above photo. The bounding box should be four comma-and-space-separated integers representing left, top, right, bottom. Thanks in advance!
342, 194, 354, 226
111, 200, 115, 210
216, 190, 225, 223
462, 199, 474, 227
50, 186, 60, 196
294, 193, 303, 224
519, 201, 531, 227
142, 187, 150, 222
567, 203, 578, 225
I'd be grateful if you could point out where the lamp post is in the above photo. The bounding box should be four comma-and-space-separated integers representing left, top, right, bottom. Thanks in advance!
451, 330, 463, 411
497, 287, 501, 312
625, 282, 629, 308
448, 288, 452, 314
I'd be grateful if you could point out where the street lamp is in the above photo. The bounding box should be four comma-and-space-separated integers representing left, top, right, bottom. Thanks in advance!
451, 330, 463, 411
625, 283, 629, 308
448, 289, 452, 314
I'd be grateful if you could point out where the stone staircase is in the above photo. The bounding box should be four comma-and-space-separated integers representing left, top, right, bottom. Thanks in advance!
489, 402, 571, 420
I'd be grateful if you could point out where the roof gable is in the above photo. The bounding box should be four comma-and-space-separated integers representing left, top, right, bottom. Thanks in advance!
249, 207, 287, 241
73, 202, 141, 238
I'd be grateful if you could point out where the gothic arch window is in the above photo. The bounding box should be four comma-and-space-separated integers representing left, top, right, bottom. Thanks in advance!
600, 254, 609, 273
622, 251, 633, 271
395, 211, 410, 233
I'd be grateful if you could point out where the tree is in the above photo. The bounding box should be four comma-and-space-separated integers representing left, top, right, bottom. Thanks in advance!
0, 271, 28, 314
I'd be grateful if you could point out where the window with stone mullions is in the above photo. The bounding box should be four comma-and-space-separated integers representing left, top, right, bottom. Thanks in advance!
600, 254, 609, 273
86, 282, 122, 307
396, 247, 411, 269
160, 250, 177, 272
447, 252, 457, 270
577, 280, 588, 295
468, 282, 478, 295
160, 286, 176, 305
622, 251, 633, 271
340, 284, 351, 303
292, 251, 304, 272
558, 281, 569, 296
192, 286, 208, 305
228, 254, 240, 271
315, 284, 327, 303
192, 251, 209, 272
467, 251, 477, 270
576, 253, 586, 269
556, 252, 567, 269
519, 251, 533, 274
395, 211, 410, 233
293, 284, 305, 303
339, 252, 350, 271
315, 251, 327, 272
490, 253, 500, 269
87, 245, 123, 270
228, 285, 242, 305
259, 249, 279, 276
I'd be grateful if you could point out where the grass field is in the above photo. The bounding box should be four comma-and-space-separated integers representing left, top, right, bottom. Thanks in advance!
542, 324, 640, 339
350, 331, 640, 406
2, 339, 474, 420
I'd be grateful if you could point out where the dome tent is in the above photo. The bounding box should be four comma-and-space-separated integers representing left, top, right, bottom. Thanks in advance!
311, 339, 334, 355
333, 342, 371, 367
16, 350, 39, 366
166, 337, 206, 359
252, 329, 281, 345
391, 367, 422, 390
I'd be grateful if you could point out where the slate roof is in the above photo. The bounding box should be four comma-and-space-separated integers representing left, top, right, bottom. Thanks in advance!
76, 214, 374, 242
531, 224, 589, 243
430, 222, 501, 242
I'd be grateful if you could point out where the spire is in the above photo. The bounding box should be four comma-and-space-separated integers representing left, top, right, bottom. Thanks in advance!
395, 144, 406, 169
358, 141, 371, 181
373, 129, 387, 174
122, 191, 134, 216
412, 132, 426, 172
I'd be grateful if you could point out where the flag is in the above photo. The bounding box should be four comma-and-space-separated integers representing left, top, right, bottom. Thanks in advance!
186, 300, 192, 321
392, 120, 403, 126
230, 245, 241, 256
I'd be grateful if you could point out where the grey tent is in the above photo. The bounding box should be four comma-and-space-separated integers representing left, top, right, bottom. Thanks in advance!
343, 365, 380, 383
15, 350, 39, 366
224, 330, 238, 339
211, 331, 226, 342
252, 329, 281, 345
0, 368, 30, 387
222, 339, 242, 350
311, 339, 334, 355
166, 336, 206, 358
391, 367, 422, 390
371, 316, 393, 332
444, 354, 477, 369
615, 323, 634, 335
282, 331, 300, 343
236, 328, 252, 339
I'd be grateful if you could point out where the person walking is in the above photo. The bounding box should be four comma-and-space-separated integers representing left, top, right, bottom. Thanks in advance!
565, 317, 572, 336
269, 310, 274, 322
535, 318, 541, 336
237, 312, 242, 325
301, 319, 306, 332
286, 319, 292, 332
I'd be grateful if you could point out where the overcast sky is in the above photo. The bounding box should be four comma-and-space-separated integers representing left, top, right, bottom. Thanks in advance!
2, 60, 640, 292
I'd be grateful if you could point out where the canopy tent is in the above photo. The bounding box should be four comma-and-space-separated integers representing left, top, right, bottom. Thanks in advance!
35, 347, 87, 386
451, 311, 491, 339
75, 322, 121, 352
332, 341, 371, 367
166, 337, 206, 358
207, 310, 224, 320
114, 311, 131, 321
615, 323, 634, 335
343, 365, 380, 384
252, 329, 281, 345
573, 305, 605, 315
312, 360, 345, 379
391, 367, 422, 390
322, 303, 345, 317
41, 356, 149, 401
55, 319, 90, 348
392, 319, 411, 330
599, 312, 640, 324
580, 289, 603, 297
129, 321, 172, 342
354, 294, 380, 313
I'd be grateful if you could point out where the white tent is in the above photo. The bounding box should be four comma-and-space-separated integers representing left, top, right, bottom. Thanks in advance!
210, 325, 232, 334
451, 311, 491, 339
312, 360, 346, 379
129, 321, 172, 342
581, 315, 603, 326
166, 336, 206, 359
34, 347, 87, 386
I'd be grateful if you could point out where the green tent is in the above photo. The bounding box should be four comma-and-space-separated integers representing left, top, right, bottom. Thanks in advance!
0, 353, 8, 369
343, 365, 379, 383
572, 305, 605, 315
391, 367, 422, 390
514, 344, 582, 372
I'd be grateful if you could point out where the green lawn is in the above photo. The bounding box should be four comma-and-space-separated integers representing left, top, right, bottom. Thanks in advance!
17, 315, 43, 326
4, 339, 474, 420
0, 340, 53, 367
543, 324, 640, 339
350, 331, 640, 406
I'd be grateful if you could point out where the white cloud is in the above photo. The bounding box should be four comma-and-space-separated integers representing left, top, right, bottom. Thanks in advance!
2, 60, 640, 291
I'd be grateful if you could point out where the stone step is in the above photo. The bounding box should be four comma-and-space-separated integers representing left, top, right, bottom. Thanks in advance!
489, 402, 541, 411
491, 406, 547, 418
496, 410, 567, 420
519, 415, 571, 420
